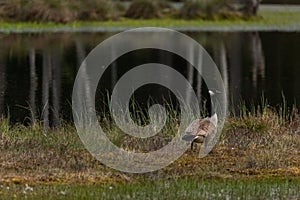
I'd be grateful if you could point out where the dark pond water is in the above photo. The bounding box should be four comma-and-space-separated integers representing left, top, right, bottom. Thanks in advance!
0, 31, 299, 127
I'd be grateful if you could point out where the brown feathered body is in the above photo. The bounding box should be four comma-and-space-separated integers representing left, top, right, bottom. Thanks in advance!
182, 116, 217, 150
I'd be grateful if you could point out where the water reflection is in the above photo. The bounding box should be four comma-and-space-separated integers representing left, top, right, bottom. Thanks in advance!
226, 32, 266, 113
0, 31, 298, 127
0, 50, 6, 116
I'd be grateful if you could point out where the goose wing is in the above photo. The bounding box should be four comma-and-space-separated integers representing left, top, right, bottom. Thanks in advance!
196, 118, 213, 137
185, 118, 212, 137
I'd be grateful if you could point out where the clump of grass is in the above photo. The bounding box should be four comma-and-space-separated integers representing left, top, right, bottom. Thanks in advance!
74, 0, 124, 21
0, 0, 123, 23
99, 99, 182, 152
0, 117, 90, 171
179, 0, 206, 19
23, 0, 76, 23
222, 98, 300, 170
0, 0, 25, 20
179, 0, 251, 20
125, 0, 172, 19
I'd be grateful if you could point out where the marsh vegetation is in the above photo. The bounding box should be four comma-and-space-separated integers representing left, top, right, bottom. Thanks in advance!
0, 101, 300, 198
0, 0, 263, 23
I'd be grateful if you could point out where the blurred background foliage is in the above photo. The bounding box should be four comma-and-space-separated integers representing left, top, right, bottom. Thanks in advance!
0, 0, 287, 22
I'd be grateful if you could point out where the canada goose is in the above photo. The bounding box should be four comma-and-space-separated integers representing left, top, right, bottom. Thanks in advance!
182, 90, 217, 150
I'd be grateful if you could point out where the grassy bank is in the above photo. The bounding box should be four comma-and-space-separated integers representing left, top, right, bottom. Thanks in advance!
0, 97, 300, 199
0, 8, 300, 33
0, 102, 299, 188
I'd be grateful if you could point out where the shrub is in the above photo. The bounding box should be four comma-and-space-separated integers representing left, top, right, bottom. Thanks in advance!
0, 0, 122, 22
23, 0, 76, 23
179, 0, 205, 19
125, 0, 171, 19
75, 0, 121, 21
179, 0, 234, 19
0, 0, 26, 20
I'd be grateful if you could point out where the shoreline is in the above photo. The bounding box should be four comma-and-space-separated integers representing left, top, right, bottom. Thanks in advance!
1, 24, 300, 33
0, 6, 299, 33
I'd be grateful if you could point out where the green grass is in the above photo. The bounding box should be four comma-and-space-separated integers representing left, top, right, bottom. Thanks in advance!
0, 9, 300, 32
1, 177, 299, 199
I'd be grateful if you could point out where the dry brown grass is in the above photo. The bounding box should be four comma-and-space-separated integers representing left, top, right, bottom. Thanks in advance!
0, 0, 24, 20
0, 0, 259, 22
0, 0, 123, 22
124, 0, 173, 19
178, 0, 257, 20
0, 106, 299, 184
